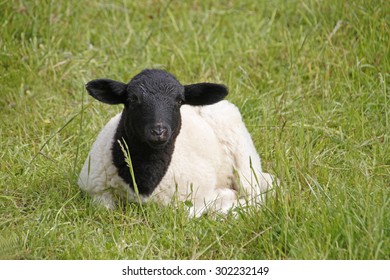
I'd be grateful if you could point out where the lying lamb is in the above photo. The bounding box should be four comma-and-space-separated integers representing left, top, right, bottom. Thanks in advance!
78, 69, 274, 216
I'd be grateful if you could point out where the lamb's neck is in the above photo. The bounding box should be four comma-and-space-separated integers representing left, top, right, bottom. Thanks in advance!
111, 114, 177, 196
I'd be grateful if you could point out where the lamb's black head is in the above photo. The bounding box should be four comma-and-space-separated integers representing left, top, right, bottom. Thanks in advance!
86, 69, 228, 149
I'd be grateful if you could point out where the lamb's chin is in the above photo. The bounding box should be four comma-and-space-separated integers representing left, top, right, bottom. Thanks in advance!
146, 140, 169, 150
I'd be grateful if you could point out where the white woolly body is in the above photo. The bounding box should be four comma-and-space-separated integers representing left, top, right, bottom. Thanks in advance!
78, 100, 273, 216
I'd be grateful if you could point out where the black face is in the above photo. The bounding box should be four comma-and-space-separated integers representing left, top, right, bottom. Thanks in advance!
124, 70, 184, 149
86, 68, 228, 149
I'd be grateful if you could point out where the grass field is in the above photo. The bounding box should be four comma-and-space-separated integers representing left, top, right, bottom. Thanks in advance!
0, 0, 389, 259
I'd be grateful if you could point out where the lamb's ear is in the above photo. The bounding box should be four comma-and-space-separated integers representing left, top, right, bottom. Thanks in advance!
86, 79, 127, 105
184, 83, 228, 106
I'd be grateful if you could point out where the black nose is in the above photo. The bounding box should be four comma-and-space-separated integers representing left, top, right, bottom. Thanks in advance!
146, 123, 171, 148
150, 124, 168, 137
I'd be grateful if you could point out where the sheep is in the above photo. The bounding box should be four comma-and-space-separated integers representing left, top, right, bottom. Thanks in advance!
78, 69, 274, 216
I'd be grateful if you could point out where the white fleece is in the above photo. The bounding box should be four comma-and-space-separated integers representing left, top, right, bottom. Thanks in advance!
78, 100, 273, 216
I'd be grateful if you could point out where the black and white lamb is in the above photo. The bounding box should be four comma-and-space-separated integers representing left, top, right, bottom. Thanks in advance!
78, 69, 274, 216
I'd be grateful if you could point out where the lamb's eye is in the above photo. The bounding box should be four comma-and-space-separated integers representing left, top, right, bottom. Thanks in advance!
128, 95, 138, 104
176, 98, 183, 106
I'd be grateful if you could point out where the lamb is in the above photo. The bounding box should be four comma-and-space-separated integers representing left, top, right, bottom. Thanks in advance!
78, 69, 274, 216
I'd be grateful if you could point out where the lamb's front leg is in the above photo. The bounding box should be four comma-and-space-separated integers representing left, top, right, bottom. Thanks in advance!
90, 191, 118, 210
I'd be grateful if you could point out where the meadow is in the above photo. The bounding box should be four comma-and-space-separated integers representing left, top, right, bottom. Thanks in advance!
0, 0, 389, 259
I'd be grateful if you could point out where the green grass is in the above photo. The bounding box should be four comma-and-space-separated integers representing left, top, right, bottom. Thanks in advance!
0, 0, 389, 259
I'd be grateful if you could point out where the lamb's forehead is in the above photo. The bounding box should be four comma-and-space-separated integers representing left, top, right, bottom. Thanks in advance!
128, 69, 183, 96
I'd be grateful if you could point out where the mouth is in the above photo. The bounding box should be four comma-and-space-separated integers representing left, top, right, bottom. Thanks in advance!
146, 139, 169, 149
